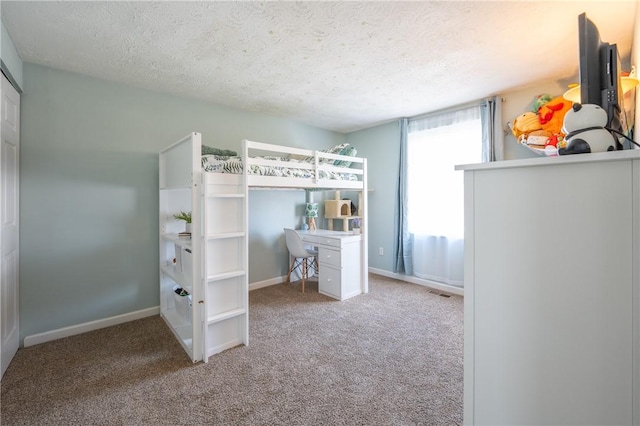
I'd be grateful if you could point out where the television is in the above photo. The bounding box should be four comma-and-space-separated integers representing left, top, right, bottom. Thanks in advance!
578, 13, 629, 149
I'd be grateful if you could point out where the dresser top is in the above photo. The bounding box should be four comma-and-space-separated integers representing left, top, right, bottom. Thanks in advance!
456, 149, 640, 172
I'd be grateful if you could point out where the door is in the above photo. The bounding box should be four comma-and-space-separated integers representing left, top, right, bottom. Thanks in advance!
1, 73, 20, 379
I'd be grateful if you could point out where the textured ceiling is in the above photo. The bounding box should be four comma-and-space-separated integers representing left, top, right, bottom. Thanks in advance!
1, 1, 637, 133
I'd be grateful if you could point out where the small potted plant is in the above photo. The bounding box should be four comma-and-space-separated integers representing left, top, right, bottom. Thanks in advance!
173, 210, 192, 233
352, 217, 361, 234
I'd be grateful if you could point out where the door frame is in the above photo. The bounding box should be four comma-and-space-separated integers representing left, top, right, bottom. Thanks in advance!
1, 71, 21, 379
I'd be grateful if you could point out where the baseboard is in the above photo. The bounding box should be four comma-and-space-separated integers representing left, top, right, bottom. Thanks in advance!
22, 271, 457, 348
248, 270, 464, 297
23, 306, 160, 348
23, 277, 284, 347
249, 276, 285, 291
368, 267, 464, 297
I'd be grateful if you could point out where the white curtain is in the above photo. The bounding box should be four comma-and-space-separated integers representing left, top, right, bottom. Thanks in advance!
406, 103, 490, 287
395, 98, 502, 287
412, 235, 464, 286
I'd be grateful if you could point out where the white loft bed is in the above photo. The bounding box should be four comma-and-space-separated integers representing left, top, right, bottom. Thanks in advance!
202, 139, 366, 190
159, 133, 368, 362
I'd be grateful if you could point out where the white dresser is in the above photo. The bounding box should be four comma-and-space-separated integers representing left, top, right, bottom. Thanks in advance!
297, 230, 362, 301
457, 151, 640, 425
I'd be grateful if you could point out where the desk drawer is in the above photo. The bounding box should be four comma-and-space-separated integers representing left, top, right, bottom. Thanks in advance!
301, 235, 342, 248
319, 266, 341, 299
318, 247, 341, 268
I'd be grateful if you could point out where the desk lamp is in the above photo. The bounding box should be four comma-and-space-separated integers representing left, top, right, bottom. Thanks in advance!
305, 203, 319, 231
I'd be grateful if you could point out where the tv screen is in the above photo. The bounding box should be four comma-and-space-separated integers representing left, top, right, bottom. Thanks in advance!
578, 13, 629, 148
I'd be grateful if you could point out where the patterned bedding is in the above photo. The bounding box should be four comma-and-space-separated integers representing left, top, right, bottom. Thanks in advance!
201, 155, 359, 181
201, 142, 359, 181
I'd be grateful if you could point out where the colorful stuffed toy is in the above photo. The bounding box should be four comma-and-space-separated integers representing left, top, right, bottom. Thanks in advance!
531, 93, 553, 113
511, 94, 575, 151
512, 111, 543, 139
525, 129, 552, 147
537, 95, 573, 136
545, 134, 562, 149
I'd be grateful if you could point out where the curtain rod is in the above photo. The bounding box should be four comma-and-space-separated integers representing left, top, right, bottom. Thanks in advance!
407, 97, 501, 123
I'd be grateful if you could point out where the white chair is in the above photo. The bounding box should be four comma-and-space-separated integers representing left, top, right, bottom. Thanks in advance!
284, 228, 318, 293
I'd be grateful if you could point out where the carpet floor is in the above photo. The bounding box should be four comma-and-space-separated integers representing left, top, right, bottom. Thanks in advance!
0, 274, 463, 425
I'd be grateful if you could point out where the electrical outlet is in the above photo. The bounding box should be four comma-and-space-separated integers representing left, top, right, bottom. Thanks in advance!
379, 247, 384, 256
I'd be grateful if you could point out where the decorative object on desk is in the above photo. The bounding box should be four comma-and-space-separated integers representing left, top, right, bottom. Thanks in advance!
558, 103, 617, 155
173, 210, 192, 234
325, 190, 363, 232
305, 203, 318, 231
343, 198, 357, 216
352, 217, 361, 234
325, 198, 351, 218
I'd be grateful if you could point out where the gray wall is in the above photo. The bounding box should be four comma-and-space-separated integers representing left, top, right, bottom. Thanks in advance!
347, 121, 399, 272
20, 63, 345, 341
17, 42, 627, 343
1, 20, 23, 90
344, 80, 585, 275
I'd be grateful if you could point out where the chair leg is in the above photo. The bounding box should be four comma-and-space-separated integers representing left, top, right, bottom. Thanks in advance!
286, 256, 316, 293
286, 256, 296, 285
301, 258, 307, 293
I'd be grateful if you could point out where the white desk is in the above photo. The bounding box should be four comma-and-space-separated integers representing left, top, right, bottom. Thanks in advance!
296, 229, 362, 301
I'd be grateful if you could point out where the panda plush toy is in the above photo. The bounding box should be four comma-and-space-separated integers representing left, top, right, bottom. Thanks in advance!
558, 103, 617, 155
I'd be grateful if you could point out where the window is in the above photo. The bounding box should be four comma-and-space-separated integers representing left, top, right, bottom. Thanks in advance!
394, 99, 500, 285
407, 106, 482, 239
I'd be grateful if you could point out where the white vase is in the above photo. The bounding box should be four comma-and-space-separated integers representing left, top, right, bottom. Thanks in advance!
185, 223, 192, 233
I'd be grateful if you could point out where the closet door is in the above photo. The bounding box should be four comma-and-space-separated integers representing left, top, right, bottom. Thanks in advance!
1, 74, 20, 379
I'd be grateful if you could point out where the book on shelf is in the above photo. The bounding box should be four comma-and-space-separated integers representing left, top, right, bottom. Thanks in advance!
178, 231, 191, 238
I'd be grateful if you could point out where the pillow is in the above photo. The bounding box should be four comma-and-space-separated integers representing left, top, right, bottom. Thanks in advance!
294, 143, 351, 164
315, 143, 350, 164
334, 145, 357, 167
201, 145, 238, 156
325, 143, 349, 155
